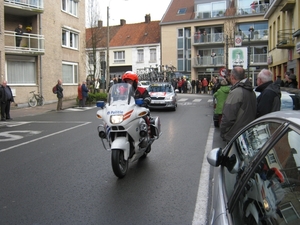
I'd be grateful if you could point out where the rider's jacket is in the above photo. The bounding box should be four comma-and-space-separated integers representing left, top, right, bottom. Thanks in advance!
135, 87, 151, 106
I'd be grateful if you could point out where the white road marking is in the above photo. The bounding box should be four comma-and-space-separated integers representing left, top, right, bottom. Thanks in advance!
208, 99, 213, 102
192, 124, 214, 225
178, 102, 193, 105
0, 130, 42, 142
178, 98, 188, 102
0, 122, 91, 153
192, 99, 202, 102
0, 122, 30, 127
65, 106, 96, 111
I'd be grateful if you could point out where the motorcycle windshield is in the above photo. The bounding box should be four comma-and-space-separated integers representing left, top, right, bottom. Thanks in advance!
108, 83, 135, 105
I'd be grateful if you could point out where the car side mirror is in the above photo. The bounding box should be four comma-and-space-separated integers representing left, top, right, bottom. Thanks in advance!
207, 148, 223, 167
175, 89, 179, 93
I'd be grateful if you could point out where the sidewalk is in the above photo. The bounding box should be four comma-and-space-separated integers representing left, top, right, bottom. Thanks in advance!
10, 99, 78, 119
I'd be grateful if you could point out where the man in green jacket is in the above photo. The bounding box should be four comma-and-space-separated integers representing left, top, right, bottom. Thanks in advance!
213, 78, 230, 127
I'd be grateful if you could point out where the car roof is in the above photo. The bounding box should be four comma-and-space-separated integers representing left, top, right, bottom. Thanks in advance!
149, 82, 172, 86
257, 110, 300, 125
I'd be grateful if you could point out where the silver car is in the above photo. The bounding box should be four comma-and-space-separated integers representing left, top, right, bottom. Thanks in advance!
147, 82, 177, 111
207, 111, 300, 225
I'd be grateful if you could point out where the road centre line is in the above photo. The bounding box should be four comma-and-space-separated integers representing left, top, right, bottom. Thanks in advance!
0, 122, 91, 153
192, 124, 214, 225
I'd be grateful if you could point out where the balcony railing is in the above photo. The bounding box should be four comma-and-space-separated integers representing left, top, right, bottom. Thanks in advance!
237, 4, 268, 15
4, 0, 44, 10
235, 29, 269, 41
193, 56, 224, 67
194, 33, 224, 44
249, 54, 268, 64
277, 29, 295, 49
193, 53, 267, 67
4, 30, 45, 54
195, 4, 269, 19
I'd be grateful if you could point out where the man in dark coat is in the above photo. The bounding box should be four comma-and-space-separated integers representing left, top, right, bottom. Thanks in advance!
15, 24, 23, 47
81, 81, 89, 107
286, 74, 298, 89
255, 69, 281, 118
191, 79, 196, 93
56, 79, 64, 111
0, 80, 14, 121
220, 67, 257, 142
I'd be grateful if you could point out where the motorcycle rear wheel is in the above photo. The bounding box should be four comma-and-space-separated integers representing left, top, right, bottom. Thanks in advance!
111, 150, 128, 178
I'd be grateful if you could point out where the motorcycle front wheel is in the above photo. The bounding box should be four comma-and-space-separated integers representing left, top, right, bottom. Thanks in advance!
111, 150, 128, 178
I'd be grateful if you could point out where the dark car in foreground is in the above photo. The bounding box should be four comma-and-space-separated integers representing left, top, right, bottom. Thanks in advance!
147, 82, 177, 111
207, 111, 300, 225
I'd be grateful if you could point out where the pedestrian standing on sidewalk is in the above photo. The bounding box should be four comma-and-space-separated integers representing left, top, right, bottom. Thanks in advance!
220, 67, 256, 142
77, 83, 83, 107
81, 81, 89, 107
56, 79, 63, 111
0, 80, 14, 121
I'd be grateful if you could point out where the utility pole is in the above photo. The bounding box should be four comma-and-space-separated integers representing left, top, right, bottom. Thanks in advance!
247, 34, 250, 78
106, 6, 110, 93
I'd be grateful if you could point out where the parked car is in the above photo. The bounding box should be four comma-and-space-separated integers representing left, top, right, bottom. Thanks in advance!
207, 111, 300, 225
147, 82, 177, 111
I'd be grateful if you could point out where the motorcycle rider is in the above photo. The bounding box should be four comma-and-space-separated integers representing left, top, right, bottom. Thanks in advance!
122, 71, 151, 106
122, 71, 153, 138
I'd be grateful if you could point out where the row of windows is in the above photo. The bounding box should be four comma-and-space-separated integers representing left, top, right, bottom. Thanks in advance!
88, 49, 158, 64
7, 58, 78, 85
137, 49, 157, 63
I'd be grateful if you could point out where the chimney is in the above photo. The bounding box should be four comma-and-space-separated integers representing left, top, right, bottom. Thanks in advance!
145, 14, 151, 23
98, 20, 103, 28
120, 19, 126, 26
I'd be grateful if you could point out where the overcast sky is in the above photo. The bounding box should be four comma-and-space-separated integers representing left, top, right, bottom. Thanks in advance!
86, 0, 172, 26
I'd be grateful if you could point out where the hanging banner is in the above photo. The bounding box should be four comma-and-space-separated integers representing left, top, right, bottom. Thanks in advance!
228, 47, 248, 69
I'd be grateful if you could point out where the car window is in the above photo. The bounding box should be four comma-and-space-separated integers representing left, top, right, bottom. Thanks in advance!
228, 124, 300, 224
149, 85, 170, 92
224, 122, 282, 198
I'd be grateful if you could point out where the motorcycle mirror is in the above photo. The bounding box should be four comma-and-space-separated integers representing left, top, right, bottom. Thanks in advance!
96, 101, 105, 108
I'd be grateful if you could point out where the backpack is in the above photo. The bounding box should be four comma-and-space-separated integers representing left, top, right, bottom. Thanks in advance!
52, 85, 57, 94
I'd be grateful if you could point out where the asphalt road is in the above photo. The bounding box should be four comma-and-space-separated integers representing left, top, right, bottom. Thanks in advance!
0, 93, 226, 225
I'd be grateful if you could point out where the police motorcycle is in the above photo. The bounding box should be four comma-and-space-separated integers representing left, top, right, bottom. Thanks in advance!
96, 83, 161, 178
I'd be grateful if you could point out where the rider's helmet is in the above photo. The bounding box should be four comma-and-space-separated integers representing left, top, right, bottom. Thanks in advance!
122, 71, 138, 89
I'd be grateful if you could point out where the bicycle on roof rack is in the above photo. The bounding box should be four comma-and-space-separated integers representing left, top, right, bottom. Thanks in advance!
28, 90, 45, 107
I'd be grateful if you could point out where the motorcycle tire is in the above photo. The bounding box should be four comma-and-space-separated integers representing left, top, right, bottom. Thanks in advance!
111, 150, 128, 179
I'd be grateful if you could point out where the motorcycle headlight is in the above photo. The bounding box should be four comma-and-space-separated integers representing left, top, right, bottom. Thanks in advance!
110, 115, 123, 124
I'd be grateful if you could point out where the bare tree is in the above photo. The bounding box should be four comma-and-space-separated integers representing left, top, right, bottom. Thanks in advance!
85, 0, 103, 91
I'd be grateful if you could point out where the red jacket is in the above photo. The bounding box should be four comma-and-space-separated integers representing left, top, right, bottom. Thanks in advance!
202, 79, 208, 87
77, 85, 82, 99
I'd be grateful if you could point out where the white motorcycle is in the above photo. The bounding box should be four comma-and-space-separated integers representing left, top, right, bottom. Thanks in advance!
96, 83, 162, 178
